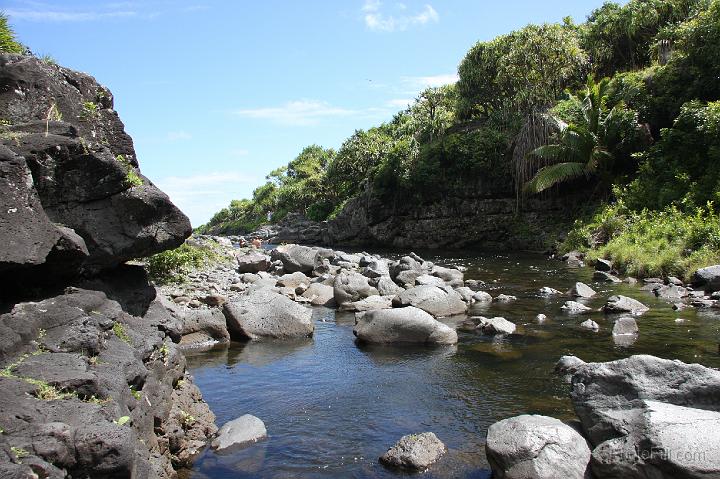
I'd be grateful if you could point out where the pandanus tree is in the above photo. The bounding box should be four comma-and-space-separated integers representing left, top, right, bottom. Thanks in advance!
524, 76, 632, 194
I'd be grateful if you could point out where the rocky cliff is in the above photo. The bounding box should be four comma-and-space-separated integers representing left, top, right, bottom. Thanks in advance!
257, 186, 585, 251
0, 54, 215, 478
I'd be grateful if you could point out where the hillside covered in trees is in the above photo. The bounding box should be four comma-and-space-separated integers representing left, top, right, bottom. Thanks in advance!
201, 0, 720, 279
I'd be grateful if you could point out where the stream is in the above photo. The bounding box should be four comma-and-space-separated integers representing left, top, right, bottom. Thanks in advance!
182, 251, 720, 478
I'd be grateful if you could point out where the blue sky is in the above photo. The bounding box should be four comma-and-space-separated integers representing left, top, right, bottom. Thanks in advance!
7, 0, 613, 226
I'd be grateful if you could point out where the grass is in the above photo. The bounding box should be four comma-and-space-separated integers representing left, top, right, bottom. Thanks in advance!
179, 410, 196, 429
563, 201, 720, 280
115, 154, 143, 188
112, 322, 131, 344
79, 101, 100, 121
11, 446, 29, 461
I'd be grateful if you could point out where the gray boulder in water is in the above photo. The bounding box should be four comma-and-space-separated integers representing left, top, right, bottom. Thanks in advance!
223, 290, 313, 340
211, 415, 267, 452
333, 271, 379, 307
353, 307, 458, 345
604, 295, 649, 315
486, 414, 591, 479
692, 264, 720, 292
558, 354, 720, 447
379, 432, 446, 471
393, 285, 467, 318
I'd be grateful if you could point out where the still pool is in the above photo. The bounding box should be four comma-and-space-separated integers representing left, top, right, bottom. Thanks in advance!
183, 252, 720, 478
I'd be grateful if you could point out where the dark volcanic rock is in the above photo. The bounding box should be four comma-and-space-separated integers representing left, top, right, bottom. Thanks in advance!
0, 54, 190, 287
0, 288, 216, 477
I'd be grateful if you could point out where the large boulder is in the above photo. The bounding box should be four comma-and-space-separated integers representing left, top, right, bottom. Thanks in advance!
393, 285, 467, 318
558, 355, 720, 447
375, 276, 405, 296
211, 415, 267, 452
692, 265, 720, 292
0, 55, 191, 281
236, 252, 270, 273
431, 266, 464, 288
340, 295, 393, 312
333, 271, 379, 307
486, 414, 591, 479
590, 400, 720, 479
379, 432, 446, 471
223, 290, 313, 340
270, 244, 319, 274
353, 307, 458, 345
301, 283, 336, 307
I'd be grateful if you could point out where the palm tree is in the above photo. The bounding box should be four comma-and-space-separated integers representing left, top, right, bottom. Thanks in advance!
524, 76, 625, 194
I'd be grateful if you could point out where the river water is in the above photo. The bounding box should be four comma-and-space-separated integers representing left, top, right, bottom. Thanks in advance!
183, 252, 720, 478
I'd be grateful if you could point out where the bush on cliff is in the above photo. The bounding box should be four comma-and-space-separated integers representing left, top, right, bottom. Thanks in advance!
0, 13, 24, 54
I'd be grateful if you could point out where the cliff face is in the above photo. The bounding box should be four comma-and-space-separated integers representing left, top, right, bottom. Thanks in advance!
325, 186, 580, 251
262, 187, 584, 252
0, 54, 215, 478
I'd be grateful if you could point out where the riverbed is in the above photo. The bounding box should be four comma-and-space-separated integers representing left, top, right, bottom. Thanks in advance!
183, 252, 720, 478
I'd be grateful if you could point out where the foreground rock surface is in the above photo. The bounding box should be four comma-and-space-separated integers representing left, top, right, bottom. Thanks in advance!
353, 307, 458, 345
486, 414, 591, 479
379, 432, 446, 471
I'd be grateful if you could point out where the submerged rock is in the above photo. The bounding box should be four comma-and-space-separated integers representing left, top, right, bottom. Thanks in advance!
379, 432, 446, 471
580, 319, 600, 331
353, 307, 458, 345
561, 301, 593, 314
593, 271, 622, 283
612, 317, 638, 336
211, 415, 267, 452
223, 290, 313, 340
486, 414, 591, 479
472, 291, 493, 303
539, 287, 562, 296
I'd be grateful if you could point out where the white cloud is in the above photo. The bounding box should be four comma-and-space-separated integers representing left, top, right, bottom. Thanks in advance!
362, 1, 438, 32
402, 73, 459, 90
153, 171, 259, 227
166, 130, 192, 141
234, 100, 360, 126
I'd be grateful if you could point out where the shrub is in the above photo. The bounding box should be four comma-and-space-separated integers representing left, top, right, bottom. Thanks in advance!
563, 202, 720, 280
145, 242, 219, 284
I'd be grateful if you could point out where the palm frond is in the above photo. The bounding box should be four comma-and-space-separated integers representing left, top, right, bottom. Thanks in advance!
524, 162, 587, 194
530, 144, 566, 161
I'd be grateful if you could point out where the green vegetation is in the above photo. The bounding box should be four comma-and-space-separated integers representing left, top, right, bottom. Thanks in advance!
115, 154, 143, 188
114, 416, 130, 426
11, 446, 29, 461
0, 13, 24, 54
179, 410, 196, 429
112, 322, 131, 344
199, 0, 718, 278
145, 241, 222, 284
79, 101, 100, 121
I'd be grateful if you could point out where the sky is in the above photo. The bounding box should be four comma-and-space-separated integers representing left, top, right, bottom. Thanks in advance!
7, 0, 613, 227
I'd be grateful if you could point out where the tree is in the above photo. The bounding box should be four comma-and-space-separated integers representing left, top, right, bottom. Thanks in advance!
0, 13, 25, 54
582, 0, 703, 76
456, 23, 588, 119
524, 77, 640, 193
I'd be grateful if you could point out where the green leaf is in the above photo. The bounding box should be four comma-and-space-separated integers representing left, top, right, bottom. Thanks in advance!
524, 162, 588, 193
115, 416, 130, 426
